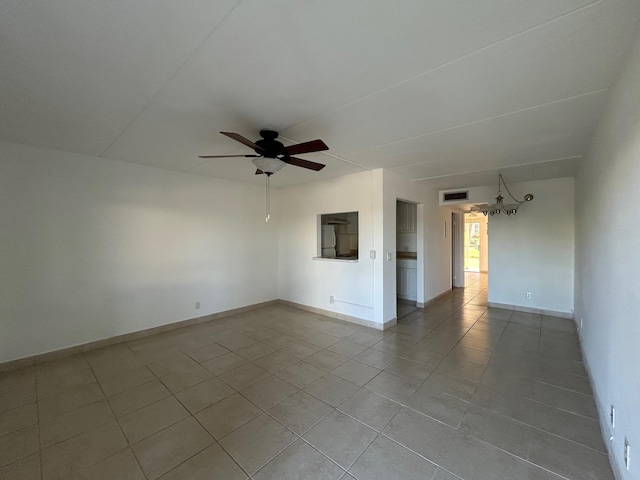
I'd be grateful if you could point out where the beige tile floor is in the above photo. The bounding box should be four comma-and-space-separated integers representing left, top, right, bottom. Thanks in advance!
0, 273, 614, 479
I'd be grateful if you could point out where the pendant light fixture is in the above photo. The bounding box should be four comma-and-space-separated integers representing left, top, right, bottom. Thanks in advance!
472, 173, 534, 216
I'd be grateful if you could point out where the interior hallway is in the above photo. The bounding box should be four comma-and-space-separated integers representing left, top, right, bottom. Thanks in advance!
0, 275, 612, 479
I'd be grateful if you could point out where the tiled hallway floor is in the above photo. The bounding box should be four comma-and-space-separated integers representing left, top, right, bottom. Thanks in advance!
1, 274, 614, 479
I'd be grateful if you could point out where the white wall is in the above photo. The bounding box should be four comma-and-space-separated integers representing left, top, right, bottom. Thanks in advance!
277, 169, 452, 328
382, 171, 423, 322
0, 142, 278, 363
276, 171, 378, 323
488, 177, 574, 315
423, 188, 452, 302
0, 150, 454, 362
574, 32, 640, 480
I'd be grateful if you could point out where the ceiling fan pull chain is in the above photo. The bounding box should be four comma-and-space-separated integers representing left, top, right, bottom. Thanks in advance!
265, 174, 271, 222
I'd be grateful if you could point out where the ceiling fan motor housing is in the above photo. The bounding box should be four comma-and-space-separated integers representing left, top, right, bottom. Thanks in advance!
255, 130, 285, 158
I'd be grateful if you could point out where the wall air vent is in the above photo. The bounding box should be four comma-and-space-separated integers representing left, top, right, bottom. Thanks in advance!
443, 191, 469, 202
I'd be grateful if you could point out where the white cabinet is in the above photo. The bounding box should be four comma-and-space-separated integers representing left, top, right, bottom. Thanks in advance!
397, 268, 409, 298
408, 268, 417, 300
397, 259, 417, 301
397, 202, 417, 233
396, 202, 407, 232
407, 203, 416, 233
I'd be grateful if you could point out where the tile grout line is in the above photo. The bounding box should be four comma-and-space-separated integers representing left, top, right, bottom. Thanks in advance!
87, 360, 152, 480
3, 280, 611, 479
35, 374, 44, 480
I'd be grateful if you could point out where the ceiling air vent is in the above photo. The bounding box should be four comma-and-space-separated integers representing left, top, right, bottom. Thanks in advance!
443, 191, 468, 202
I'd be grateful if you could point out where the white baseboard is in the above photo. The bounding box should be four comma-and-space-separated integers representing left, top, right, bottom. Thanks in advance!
576, 325, 623, 479
0, 300, 279, 372
487, 302, 574, 319
278, 299, 396, 331
420, 288, 453, 308
0, 298, 400, 372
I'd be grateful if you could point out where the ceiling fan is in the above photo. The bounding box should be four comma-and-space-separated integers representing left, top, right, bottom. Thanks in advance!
200, 130, 329, 222
199, 130, 328, 175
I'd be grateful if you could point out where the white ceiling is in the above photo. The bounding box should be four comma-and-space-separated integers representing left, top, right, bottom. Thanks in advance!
1, 0, 638, 189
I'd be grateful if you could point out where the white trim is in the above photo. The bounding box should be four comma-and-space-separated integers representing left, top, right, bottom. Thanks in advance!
487, 302, 574, 319
312, 257, 359, 263
576, 324, 623, 480
0, 300, 279, 372
0, 299, 397, 372
451, 212, 465, 288
279, 299, 395, 330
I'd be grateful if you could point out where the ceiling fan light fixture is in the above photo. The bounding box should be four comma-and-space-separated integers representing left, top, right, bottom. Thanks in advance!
252, 157, 286, 174
252, 157, 286, 223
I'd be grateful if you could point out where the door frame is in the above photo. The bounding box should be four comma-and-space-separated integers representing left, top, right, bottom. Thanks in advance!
451, 211, 465, 288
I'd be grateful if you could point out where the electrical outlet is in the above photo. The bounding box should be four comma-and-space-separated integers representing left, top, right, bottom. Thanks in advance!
195, 301, 200, 310
330, 295, 335, 304
624, 437, 630, 470
369, 250, 376, 260
610, 405, 615, 428
526, 292, 532, 300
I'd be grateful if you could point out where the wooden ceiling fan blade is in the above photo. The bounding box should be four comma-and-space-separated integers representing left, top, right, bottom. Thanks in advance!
220, 132, 264, 152
198, 154, 261, 158
285, 156, 326, 171
284, 139, 328, 156
255, 169, 264, 175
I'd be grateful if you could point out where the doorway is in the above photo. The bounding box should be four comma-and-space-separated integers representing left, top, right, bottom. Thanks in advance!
396, 200, 419, 320
452, 211, 489, 289
463, 212, 487, 273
